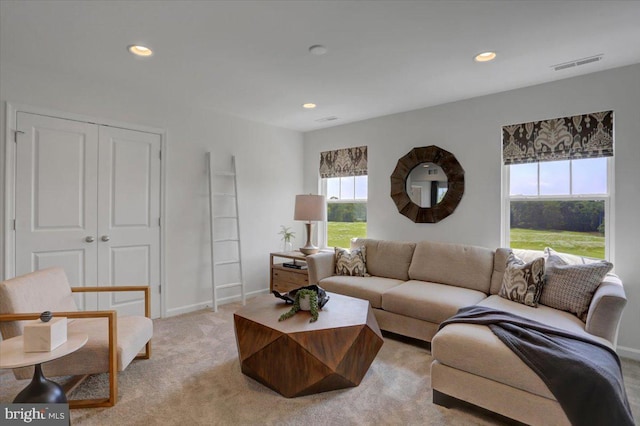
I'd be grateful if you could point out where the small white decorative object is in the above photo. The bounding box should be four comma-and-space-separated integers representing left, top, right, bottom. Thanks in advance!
299, 294, 311, 311
23, 317, 67, 352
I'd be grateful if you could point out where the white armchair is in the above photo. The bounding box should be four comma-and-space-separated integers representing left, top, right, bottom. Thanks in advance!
0, 267, 153, 408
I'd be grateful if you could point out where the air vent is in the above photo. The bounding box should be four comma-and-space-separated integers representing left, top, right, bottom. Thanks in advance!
552, 54, 603, 71
315, 116, 339, 122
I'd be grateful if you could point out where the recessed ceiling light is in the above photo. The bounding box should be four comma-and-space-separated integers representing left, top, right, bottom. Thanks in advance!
128, 45, 153, 57
302, 103, 317, 109
309, 45, 328, 56
474, 51, 496, 62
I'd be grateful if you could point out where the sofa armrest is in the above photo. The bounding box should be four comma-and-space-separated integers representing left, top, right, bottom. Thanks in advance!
585, 274, 627, 345
307, 252, 335, 285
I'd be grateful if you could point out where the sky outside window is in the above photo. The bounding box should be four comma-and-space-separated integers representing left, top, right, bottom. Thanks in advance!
327, 178, 340, 199
572, 158, 607, 194
340, 176, 355, 199
540, 160, 570, 195
510, 159, 606, 196
355, 176, 368, 199
510, 163, 537, 195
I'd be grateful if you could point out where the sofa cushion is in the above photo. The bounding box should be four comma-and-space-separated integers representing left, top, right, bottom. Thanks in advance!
319, 275, 404, 309
498, 253, 545, 307
477, 295, 606, 342
334, 246, 367, 277
351, 239, 415, 281
544, 247, 603, 265
432, 323, 555, 400
489, 248, 512, 295
408, 241, 494, 293
381, 280, 487, 324
432, 295, 612, 401
540, 252, 613, 321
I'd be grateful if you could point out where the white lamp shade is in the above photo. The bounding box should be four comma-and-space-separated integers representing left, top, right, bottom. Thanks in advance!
294, 194, 326, 222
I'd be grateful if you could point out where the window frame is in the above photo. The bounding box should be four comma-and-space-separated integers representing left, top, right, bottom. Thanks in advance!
501, 157, 615, 262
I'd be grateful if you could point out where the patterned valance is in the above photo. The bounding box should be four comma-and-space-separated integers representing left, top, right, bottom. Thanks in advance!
502, 110, 613, 165
319, 146, 367, 178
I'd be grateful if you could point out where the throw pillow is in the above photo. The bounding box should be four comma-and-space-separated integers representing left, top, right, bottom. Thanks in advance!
544, 247, 603, 266
498, 252, 546, 307
539, 253, 613, 321
335, 246, 367, 277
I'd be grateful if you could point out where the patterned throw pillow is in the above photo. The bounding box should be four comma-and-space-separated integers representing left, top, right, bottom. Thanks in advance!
335, 246, 367, 277
499, 252, 545, 307
539, 253, 613, 321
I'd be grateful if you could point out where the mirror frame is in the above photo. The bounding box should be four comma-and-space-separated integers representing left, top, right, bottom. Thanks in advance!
390, 146, 465, 223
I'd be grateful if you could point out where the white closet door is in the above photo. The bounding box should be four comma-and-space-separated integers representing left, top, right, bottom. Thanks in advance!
15, 112, 99, 310
97, 126, 161, 317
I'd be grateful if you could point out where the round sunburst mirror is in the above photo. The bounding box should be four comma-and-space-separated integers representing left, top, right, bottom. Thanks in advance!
390, 146, 464, 223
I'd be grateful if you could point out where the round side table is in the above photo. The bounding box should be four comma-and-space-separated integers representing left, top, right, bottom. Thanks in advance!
0, 332, 88, 403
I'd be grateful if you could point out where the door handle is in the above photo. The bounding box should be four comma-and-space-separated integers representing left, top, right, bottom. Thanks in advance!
101, 235, 110, 242
85, 236, 95, 243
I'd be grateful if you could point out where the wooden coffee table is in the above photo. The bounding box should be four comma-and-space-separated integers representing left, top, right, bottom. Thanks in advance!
234, 292, 383, 397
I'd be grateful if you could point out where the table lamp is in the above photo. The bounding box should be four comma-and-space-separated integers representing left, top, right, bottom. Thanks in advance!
294, 194, 326, 255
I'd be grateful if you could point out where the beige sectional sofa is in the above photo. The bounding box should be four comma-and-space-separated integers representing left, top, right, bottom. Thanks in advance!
306, 238, 627, 426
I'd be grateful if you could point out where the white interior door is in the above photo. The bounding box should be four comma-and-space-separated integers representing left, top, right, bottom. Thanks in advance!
14, 112, 162, 317
15, 112, 99, 310
97, 126, 161, 317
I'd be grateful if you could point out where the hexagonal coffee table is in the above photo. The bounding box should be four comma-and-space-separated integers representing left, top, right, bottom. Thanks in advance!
234, 292, 383, 397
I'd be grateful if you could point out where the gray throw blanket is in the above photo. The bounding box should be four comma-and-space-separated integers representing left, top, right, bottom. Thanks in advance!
439, 306, 635, 426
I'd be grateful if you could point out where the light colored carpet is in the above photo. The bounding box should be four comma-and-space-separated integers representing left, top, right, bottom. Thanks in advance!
2, 302, 639, 425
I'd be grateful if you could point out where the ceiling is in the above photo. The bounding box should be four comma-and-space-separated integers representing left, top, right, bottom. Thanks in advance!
2, 1, 640, 132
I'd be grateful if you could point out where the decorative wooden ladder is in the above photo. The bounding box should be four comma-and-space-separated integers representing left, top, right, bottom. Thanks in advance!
206, 153, 245, 312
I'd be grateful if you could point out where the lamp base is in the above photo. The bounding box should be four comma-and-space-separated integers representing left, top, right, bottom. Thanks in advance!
300, 222, 318, 255
299, 246, 319, 255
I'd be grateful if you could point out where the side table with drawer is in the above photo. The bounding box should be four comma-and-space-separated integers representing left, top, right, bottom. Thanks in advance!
270, 251, 309, 293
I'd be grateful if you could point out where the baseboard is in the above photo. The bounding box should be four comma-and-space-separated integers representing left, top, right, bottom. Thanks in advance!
216, 288, 270, 305
165, 301, 212, 317
164, 288, 270, 317
617, 345, 640, 361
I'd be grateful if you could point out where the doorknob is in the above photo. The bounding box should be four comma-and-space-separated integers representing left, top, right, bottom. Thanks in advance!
85, 236, 95, 243
101, 235, 110, 242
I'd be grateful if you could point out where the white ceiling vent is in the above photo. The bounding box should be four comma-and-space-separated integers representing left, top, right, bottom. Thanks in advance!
315, 116, 339, 122
552, 54, 603, 71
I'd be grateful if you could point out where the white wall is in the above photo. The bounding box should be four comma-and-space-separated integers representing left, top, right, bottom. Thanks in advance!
0, 63, 305, 316
303, 64, 640, 359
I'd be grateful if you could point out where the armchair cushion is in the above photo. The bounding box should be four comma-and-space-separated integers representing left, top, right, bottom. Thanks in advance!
0, 268, 78, 339
13, 316, 153, 379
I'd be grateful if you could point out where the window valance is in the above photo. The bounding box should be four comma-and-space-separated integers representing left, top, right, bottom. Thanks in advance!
502, 110, 613, 165
319, 146, 367, 178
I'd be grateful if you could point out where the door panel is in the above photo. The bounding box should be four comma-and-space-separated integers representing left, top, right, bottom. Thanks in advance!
97, 126, 161, 317
15, 112, 99, 310
111, 139, 152, 226
34, 129, 87, 229
110, 245, 149, 306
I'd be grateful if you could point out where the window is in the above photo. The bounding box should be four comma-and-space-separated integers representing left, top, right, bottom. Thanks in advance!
319, 146, 368, 248
506, 158, 611, 259
502, 111, 614, 260
322, 176, 367, 248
